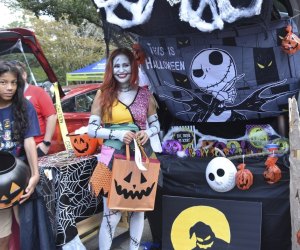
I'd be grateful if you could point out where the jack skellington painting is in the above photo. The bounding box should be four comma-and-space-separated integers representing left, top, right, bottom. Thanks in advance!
159, 48, 295, 122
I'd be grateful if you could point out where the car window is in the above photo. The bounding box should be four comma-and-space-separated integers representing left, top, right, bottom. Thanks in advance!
62, 90, 97, 113
61, 97, 76, 112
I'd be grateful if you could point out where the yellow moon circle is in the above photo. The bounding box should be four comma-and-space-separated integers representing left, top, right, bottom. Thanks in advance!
171, 206, 230, 250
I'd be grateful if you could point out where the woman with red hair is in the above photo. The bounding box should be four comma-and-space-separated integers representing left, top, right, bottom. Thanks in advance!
88, 48, 160, 250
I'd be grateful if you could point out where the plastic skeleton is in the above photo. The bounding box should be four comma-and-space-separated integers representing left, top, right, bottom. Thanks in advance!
93, 0, 263, 32
160, 49, 296, 122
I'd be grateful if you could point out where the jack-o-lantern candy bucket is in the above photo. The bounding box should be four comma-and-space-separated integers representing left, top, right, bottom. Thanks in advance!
68, 133, 99, 157
0, 151, 31, 209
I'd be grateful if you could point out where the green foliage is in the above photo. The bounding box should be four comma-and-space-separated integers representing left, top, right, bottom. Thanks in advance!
2, 1, 133, 84
5, 0, 100, 27
31, 17, 106, 85
8, 0, 134, 47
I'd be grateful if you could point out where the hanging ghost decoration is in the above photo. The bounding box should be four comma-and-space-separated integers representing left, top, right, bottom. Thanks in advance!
206, 157, 237, 192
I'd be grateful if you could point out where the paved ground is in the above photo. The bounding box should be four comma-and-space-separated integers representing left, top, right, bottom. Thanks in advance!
83, 218, 153, 250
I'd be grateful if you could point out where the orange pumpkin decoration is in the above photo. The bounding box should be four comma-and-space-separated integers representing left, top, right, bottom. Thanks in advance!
0, 151, 31, 209
281, 24, 300, 55
263, 156, 282, 184
235, 163, 253, 190
68, 133, 98, 157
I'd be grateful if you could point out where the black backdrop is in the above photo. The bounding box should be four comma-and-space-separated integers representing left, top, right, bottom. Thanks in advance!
155, 154, 291, 250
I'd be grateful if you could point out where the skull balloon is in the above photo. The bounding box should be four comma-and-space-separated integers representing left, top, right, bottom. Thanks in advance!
206, 157, 237, 192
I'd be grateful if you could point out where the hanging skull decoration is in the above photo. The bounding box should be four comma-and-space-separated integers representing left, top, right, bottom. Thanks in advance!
179, 0, 263, 32
206, 157, 237, 192
93, 0, 263, 32
93, 0, 155, 29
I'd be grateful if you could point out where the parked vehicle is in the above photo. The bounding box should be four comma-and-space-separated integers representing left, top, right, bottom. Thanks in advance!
49, 83, 100, 154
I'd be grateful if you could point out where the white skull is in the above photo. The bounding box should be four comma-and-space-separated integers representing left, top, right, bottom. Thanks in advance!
93, 0, 155, 29
206, 157, 237, 192
190, 48, 238, 103
180, 0, 263, 32
94, 0, 263, 32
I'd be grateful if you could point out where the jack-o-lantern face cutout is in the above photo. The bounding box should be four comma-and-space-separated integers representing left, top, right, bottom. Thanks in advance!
114, 170, 155, 199
281, 24, 300, 55
0, 152, 30, 209
263, 156, 282, 184
0, 182, 24, 209
235, 163, 253, 190
68, 133, 98, 157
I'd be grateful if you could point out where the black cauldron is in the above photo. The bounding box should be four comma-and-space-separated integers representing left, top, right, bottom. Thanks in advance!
0, 151, 31, 209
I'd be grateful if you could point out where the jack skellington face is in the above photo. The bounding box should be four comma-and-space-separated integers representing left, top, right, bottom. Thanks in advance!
190, 48, 243, 104
206, 157, 237, 192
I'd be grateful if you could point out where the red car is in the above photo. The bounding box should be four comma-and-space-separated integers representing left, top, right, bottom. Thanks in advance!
0, 28, 101, 154
49, 83, 100, 154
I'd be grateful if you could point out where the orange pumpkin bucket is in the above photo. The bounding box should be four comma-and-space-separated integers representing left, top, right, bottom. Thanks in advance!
68, 133, 99, 157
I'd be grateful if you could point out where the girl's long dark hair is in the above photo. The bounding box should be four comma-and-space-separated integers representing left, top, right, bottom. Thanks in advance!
100, 48, 139, 119
0, 61, 28, 142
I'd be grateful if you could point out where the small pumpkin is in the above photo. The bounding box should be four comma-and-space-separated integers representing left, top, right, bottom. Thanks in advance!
68, 133, 98, 157
235, 163, 253, 190
0, 151, 31, 209
263, 156, 282, 184
281, 24, 300, 55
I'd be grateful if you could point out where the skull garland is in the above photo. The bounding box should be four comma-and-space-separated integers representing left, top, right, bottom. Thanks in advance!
180, 0, 263, 32
93, 0, 155, 29
206, 157, 237, 192
93, 0, 263, 32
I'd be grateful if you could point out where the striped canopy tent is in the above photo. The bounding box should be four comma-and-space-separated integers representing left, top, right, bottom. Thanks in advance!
66, 58, 106, 85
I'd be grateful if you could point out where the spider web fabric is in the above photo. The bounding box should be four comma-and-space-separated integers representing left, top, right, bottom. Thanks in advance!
39, 152, 101, 246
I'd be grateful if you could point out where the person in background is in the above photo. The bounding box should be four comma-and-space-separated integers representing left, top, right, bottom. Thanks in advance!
13, 61, 57, 157
0, 61, 40, 250
88, 47, 160, 250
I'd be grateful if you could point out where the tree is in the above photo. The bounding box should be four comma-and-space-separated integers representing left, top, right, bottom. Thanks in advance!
31, 16, 107, 84
4, 0, 134, 48
5, 11, 107, 85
